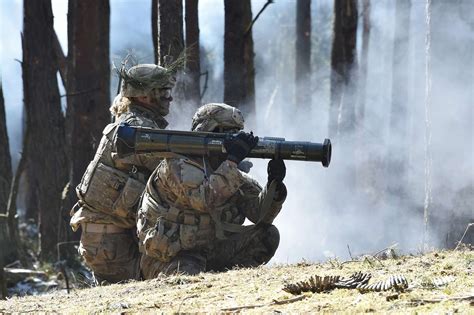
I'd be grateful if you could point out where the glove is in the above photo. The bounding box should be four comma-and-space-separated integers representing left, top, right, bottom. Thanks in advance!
267, 158, 286, 183
224, 131, 259, 164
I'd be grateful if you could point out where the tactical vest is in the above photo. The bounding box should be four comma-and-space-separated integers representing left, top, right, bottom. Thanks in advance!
76, 106, 166, 222
136, 158, 260, 263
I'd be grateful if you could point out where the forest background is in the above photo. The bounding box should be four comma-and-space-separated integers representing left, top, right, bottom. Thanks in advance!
0, 0, 472, 268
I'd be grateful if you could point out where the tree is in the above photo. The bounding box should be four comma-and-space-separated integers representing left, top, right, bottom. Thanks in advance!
387, 0, 411, 198
152, 0, 185, 65
0, 83, 11, 214
54, 0, 111, 244
295, 0, 311, 109
152, 0, 185, 107
22, 0, 68, 260
224, 0, 255, 116
357, 0, 371, 126
184, 0, 201, 108
355, 0, 371, 194
329, 0, 358, 137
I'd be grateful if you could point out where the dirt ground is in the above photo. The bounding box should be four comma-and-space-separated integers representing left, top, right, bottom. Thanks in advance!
1, 249, 472, 313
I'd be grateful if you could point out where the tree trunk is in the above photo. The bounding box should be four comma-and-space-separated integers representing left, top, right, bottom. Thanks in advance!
152, 0, 158, 65
184, 0, 201, 108
295, 0, 311, 109
58, 0, 111, 246
22, 0, 68, 261
355, 0, 372, 196
24, 171, 38, 221
224, 0, 255, 116
357, 0, 371, 125
152, 0, 185, 107
329, 0, 358, 137
153, 0, 184, 65
0, 84, 12, 214
387, 0, 411, 199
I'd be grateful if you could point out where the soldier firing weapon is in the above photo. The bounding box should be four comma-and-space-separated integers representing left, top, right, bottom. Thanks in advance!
115, 123, 332, 167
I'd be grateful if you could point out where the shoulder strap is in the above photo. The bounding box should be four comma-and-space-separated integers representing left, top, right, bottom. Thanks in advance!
102, 122, 118, 141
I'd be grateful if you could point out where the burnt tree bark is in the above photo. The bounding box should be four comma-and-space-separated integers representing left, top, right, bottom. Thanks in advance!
295, 0, 311, 109
354, 0, 371, 196
329, 0, 358, 137
357, 0, 371, 125
22, 0, 68, 260
152, 0, 159, 64
55, 0, 110, 245
152, 0, 184, 65
152, 0, 185, 106
224, 0, 255, 116
0, 84, 12, 214
184, 0, 201, 108
387, 0, 411, 198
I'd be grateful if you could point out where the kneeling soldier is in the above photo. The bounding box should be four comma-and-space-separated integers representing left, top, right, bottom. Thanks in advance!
70, 64, 175, 283
137, 103, 287, 277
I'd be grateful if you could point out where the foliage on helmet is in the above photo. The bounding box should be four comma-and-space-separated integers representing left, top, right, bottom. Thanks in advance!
114, 53, 185, 97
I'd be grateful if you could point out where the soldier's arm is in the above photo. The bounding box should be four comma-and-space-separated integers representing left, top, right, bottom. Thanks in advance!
236, 175, 287, 225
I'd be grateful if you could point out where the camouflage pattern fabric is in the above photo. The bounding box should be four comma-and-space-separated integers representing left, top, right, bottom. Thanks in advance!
121, 64, 176, 97
78, 230, 141, 283
70, 101, 168, 283
191, 103, 244, 132
137, 156, 285, 278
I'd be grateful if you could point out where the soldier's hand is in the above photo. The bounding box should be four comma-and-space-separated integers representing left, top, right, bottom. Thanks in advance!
267, 158, 286, 183
224, 131, 259, 164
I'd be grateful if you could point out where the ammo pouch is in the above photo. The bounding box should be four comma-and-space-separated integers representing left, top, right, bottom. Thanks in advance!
77, 162, 145, 219
140, 198, 214, 262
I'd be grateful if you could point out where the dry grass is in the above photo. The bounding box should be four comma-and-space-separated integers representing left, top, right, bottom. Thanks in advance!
1, 249, 472, 313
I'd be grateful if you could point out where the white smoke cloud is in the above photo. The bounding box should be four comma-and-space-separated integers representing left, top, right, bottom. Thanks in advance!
1, 0, 23, 163
243, 0, 473, 263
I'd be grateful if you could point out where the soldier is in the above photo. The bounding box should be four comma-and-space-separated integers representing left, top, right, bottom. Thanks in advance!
70, 64, 175, 283
137, 103, 287, 277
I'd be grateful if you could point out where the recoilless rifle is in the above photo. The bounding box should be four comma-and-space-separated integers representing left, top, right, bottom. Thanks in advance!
116, 124, 332, 167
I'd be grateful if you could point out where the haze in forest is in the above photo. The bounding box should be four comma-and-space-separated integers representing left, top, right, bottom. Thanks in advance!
1, 0, 472, 263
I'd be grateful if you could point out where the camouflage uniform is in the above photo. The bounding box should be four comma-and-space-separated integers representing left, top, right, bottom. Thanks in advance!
137, 104, 287, 278
70, 64, 174, 283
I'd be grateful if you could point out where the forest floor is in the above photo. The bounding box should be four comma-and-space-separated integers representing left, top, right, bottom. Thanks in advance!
1, 248, 473, 313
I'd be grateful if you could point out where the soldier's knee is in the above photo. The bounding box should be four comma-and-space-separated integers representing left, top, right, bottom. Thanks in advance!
79, 229, 140, 283
261, 224, 280, 256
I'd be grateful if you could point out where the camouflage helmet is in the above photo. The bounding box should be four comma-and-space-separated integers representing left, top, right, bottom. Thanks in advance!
121, 64, 176, 98
192, 103, 245, 132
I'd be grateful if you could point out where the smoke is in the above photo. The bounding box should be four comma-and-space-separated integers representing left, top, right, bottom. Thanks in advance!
1, 0, 472, 263
241, 0, 473, 262
1, 0, 23, 166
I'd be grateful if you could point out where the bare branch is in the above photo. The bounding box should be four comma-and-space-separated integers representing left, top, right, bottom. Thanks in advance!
53, 31, 68, 87
200, 71, 209, 99
454, 223, 473, 250
244, 0, 274, 36
6, 126, 30, 267
220, 295, 306, 311
60, 87, 100, 98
